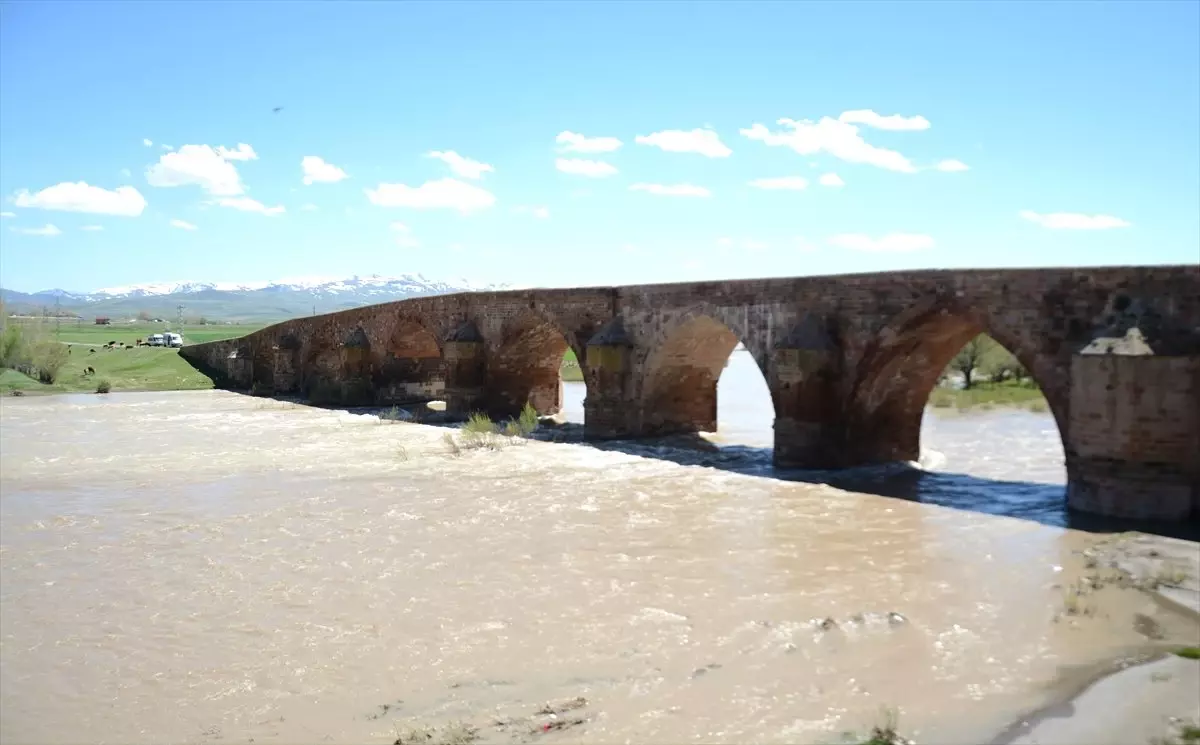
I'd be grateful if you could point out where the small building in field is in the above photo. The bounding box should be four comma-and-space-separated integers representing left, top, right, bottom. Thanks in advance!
94, 317, 111, 325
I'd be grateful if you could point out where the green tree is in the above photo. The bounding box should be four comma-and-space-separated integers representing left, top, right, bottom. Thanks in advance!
950, 336, 986, 389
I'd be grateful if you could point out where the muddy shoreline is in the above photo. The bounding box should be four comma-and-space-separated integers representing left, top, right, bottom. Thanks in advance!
992, 530, 1200, 745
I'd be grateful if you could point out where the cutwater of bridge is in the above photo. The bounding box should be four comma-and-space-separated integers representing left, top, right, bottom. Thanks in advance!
181, 265, 1200, 522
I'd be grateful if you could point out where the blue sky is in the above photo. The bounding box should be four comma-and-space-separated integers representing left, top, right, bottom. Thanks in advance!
1, 0, 1197, 292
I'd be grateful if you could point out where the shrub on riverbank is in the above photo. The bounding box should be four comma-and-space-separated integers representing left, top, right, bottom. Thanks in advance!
443, 405, 541, 454
95, 379, 112, 394
0, 317, 70, 383
837, 707, 914, 745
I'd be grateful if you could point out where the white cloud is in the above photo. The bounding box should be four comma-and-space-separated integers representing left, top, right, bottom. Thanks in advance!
427, 151, 493, 180
0, 211, 14, 218
740, 117, 917, 173
390, 221, 410, 232
748, 176, 808, 190
935, 159, 969, 172
146, 144, 249, 195
170, 219, 198, 231
555, 131, 622, 153
555, 158, 618, 177
301, 155, 349, 185
161, 144, 173, 151
795, 236, 818, 252
11, 224, 61, 237
1018, 210, 1131, 230
301, 203, 318, 211
364, 178, 496, 214
819, 173, 845, 187
635, 128, 731, 158
216, 143, 257, 161
214, 197, 285, 216
629, 183, 711, 197
396, 235, 420, 248
142, 138, 153, 147
828, 233, 934, 252
838, 109, 931, 131
12, 181, 147, 216
80, 225, 103, 231
514, 205, 550, 219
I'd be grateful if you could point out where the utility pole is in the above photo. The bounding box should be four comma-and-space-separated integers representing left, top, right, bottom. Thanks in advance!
54, 295, 61, 340
176, 304, 184, 330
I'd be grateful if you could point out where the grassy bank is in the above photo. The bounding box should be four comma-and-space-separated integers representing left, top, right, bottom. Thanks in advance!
561, 348, 583, 382
928, 379, 1047, 412
2, 347, 215, 395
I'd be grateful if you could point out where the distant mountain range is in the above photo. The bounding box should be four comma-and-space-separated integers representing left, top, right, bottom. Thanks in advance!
0, 274, 512, 322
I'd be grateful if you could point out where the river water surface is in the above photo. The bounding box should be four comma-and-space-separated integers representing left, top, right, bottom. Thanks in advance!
2, 351, 1195, 744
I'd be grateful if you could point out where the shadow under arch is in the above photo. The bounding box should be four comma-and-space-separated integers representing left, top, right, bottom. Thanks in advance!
299, 338, 340, 397
485, 310, 591, 420
846, 299, 1065, 468
374, 315, 446, 404
637, 311, 776, 440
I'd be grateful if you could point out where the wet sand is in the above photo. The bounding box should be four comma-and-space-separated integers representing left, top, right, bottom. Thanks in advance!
998, 653, 1199, 745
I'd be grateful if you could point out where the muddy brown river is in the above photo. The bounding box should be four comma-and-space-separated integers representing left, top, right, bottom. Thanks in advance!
2, 361, 1197, 744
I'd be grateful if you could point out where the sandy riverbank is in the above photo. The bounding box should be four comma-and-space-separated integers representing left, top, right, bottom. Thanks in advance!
995, 530, 1200, 745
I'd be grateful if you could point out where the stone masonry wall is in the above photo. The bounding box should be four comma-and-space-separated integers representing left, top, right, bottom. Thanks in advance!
181, 265, 1200, 521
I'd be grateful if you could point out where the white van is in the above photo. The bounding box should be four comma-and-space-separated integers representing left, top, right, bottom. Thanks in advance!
165, 333, 183, 348
147, 333, 165, 347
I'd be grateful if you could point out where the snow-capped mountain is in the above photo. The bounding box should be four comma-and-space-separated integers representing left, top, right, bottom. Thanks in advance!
88, 274, 505, 300
1, 274, 514, 322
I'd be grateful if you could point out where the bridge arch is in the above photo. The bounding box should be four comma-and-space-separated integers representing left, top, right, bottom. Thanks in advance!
484, 308, 591, 419
637, 307, 775, 439
374, 314, 446, 404
299, 337, 340, 400
847, 296, 1066, 466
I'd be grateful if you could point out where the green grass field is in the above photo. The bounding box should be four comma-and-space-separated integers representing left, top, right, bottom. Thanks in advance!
7, 318, 265, 347
928, 379, 1047, 412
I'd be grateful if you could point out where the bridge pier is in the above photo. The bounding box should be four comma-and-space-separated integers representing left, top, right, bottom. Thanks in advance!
443, 323, 487, 419
272, 335, 301, 394
582, 320, 637, 439
226, 346, 252, 390
1065, 334, 1200, 521
770, 315, 841, 468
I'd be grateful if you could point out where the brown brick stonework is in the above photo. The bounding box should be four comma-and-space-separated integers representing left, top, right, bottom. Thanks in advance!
180, 265, 1200, 522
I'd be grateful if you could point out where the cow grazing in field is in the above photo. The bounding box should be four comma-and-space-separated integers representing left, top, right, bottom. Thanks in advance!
88, 348, 96, 354
84, 366, 95, 376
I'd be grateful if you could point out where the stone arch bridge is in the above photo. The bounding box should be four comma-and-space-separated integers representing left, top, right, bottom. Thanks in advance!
181, 265, 1200, 522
